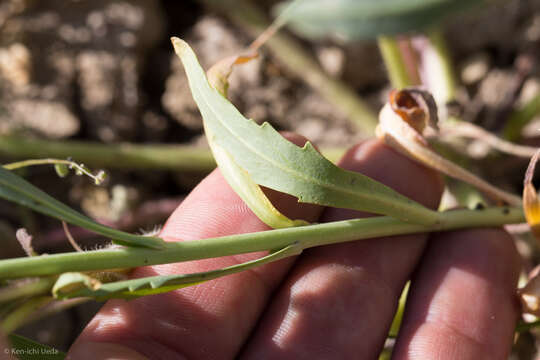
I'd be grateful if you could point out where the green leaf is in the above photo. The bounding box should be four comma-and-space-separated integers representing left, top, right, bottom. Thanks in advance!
0, 166, 165, 249
205, 52, 309, 229
212, 142, 308, 228
52, 272, 101, 298
276, 0, 484, 40
8, 333, 65, 360
171, 38, 439, 225
55, 243, 302, 300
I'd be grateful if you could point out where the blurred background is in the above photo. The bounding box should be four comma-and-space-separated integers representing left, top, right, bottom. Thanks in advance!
0, 0, 540, 356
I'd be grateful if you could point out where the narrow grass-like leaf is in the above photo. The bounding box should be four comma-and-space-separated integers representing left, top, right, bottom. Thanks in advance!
8, 333, 66, 360
276, 0, 484, 40
1, 296, 52, 334
172, 38, 439, 224
55, 243, 302, 300
0, 166, 165, 249
0, 278, 55, 304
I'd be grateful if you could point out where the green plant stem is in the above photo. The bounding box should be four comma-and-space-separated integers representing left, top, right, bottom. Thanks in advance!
4, 158, 104, 184
1, 296, 53, 334
426, 29, 457, 103
0, 136, 215, 172
202, 0, 378, 135
2, 297, 88, 334
378, 36, 414, 89
0, 278, 56, 303
0, 136, 344, 171
0, 206, 524, 279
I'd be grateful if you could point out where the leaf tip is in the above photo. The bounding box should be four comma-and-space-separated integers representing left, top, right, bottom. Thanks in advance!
170, 37, 188, 56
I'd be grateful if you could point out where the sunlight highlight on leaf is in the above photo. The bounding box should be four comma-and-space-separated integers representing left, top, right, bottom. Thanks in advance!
212, 143, 308, 228
205, 50, 308, 228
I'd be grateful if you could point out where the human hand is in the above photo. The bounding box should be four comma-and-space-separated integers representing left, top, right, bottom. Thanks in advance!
67, 135, 520, 359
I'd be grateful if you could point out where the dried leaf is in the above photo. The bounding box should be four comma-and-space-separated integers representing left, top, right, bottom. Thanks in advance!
15, 228, 36, 257
377, 88, 522, 206
207, 53, 258, 97
520, 265, 540, 316
52, 272, 101, 298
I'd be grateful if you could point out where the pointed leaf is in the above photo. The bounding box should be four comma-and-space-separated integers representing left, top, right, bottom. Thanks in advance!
172, 38, 438, 224
206, 53, 306, 228
276, 0, 484, 40
0, 166, 165, 249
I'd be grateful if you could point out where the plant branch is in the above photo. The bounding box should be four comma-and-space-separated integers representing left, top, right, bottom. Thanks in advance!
1, 296, 53, 334
0, 206, 524, 279
378, 36, 415, 89
2, 297, 88, 333
0, 277, 56, 303
0, 136, 344, 171
440, 120, 539, 158
426, 29, 457, 103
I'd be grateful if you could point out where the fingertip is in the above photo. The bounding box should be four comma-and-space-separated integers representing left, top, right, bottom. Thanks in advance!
394, 228, 521, 359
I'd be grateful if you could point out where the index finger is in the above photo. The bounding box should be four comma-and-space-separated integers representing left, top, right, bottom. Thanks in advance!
67, 134, 323, 360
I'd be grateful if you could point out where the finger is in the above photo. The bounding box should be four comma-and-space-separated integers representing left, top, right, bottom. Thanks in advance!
68, 134, 323, 360
241, 139, 444, 359
392, 228, 521, 359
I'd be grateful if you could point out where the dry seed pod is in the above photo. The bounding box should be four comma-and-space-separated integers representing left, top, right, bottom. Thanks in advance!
377, 87, 521, 206
523, 149, 540, 240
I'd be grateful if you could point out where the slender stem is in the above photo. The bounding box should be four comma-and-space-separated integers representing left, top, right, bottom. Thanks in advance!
1, 296, 53, 334
441, 120, 538, 158
3, 158, 105, 185
0, 136, 215, 172
1, 297, 88, 334
203, 0, 378, 135
0, 136, 344, 171
426, 29, 457, 103
0, 207, 524, 279
378, 36, 414, 89
0, 278, 55, 304
3, 158, 71, 170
